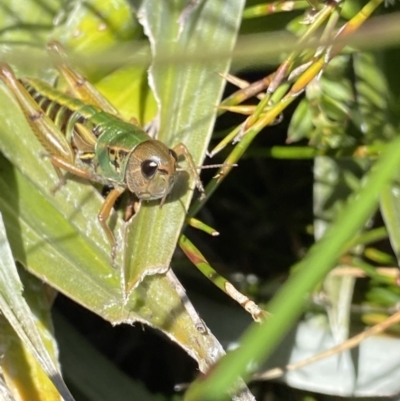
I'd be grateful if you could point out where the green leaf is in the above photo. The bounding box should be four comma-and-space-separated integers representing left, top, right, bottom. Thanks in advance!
352, 52, 396, 143
0, 0, 58, 45
380, 173, 400, 263
287, 98, 313, 142
52, 0, 142, 54
0, 213, 74, 400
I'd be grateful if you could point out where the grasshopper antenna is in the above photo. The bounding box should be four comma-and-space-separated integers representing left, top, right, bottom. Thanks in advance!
194, 163, 237, 170
175, 162, 237, 201
176, 162, 238, 173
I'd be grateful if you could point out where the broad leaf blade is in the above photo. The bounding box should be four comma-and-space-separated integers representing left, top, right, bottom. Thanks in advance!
126, 0, 245, 290
0, 213, 74, 401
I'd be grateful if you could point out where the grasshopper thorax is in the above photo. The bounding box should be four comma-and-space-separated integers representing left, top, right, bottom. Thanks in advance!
125, 140, 178, 201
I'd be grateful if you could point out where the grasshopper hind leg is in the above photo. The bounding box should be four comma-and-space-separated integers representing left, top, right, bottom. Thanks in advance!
0, 63, 87, 190
47, 41, 120, 116
48, 162, 67, 194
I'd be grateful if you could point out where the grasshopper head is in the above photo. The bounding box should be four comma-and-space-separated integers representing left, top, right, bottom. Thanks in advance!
125, 140, 177, 202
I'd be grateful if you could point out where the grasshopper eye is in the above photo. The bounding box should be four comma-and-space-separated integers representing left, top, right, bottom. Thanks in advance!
141, 160, 158, 180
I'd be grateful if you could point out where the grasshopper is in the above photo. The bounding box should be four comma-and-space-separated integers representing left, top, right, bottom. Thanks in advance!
0, 43, 266, 326
0, 42, 209, 254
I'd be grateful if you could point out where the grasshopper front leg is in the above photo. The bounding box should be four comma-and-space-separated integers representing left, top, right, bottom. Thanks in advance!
98, 186, 126, 254
173, 142, 205, 199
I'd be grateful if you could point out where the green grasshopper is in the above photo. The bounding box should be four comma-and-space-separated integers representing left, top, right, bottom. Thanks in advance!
0, 41, 209, 254
0, 42, 266, 325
